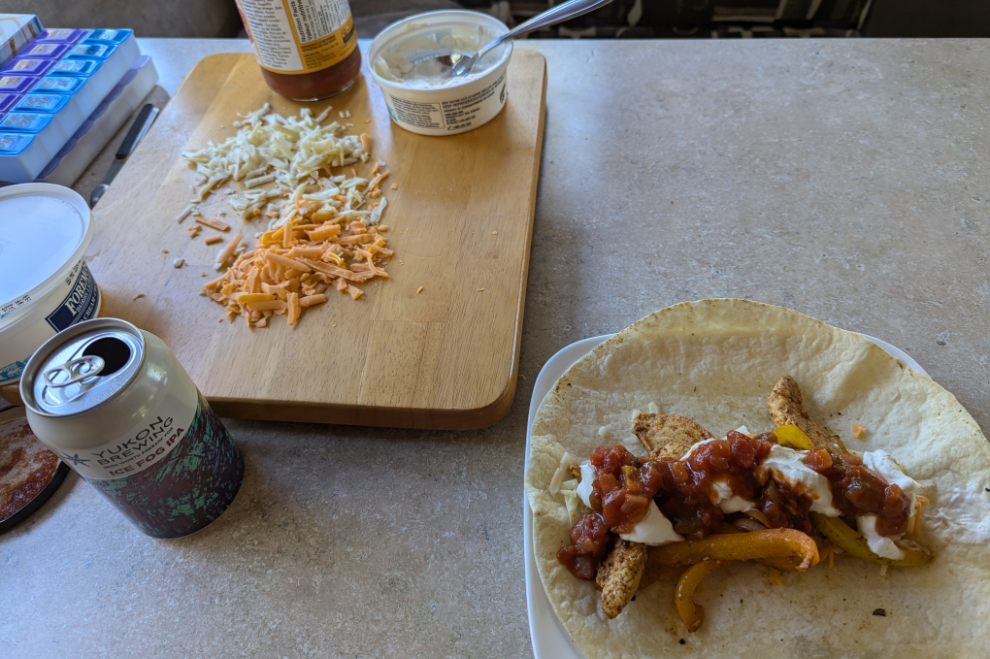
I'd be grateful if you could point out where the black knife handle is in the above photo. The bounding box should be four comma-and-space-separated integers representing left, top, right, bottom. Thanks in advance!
116, 103, 157, 160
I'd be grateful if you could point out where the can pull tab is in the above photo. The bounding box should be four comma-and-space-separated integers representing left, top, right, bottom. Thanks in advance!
43, 355, 106, 388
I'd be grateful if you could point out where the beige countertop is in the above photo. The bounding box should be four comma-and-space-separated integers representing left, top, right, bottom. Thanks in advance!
4, 37, 989, 658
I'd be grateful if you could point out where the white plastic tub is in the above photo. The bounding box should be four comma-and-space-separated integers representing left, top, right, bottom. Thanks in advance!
0, 183, 101, 384
368, 11, 512, 136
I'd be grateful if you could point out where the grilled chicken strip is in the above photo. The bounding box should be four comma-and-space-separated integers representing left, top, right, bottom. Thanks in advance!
588, 415, 717, 617
596, 537, 649, 619
767, 375, 845, 451
634, 413, 715, 460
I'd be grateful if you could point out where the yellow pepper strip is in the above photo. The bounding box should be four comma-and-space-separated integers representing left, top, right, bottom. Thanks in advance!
758, 556, 804, 572
811, 513, 933, 567
649, 529, 820, 571
716, 522, 804, 572
772, 424, 815, 450
675, 560, 727, 632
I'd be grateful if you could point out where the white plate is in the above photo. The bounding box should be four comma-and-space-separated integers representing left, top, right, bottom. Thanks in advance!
523, 332, 927, 659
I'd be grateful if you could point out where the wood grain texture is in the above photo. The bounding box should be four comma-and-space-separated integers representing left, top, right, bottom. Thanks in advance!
86, 50, 547, 429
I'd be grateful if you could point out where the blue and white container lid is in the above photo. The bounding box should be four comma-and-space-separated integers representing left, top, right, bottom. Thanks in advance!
0, 184, 93, 326
0, 184, 99, 386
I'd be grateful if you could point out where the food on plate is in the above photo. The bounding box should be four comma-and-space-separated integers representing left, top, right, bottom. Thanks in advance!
554, 376, 932, 629
180, 105, 395, 327
525, 299, 990, 658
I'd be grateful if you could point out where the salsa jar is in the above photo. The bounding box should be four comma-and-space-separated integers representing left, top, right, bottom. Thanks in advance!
235, 0, 362, 101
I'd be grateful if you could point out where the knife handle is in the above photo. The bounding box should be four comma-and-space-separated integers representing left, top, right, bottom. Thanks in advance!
116, 103, 157, 160
89, 184, 109, 208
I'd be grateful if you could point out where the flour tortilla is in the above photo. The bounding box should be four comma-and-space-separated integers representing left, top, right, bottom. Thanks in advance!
525, 299, 990, 659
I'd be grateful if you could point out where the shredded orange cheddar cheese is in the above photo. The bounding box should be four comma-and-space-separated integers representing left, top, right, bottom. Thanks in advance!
201, 199, 392, 328
196, 216, 230, 232
852, 423, 865, 439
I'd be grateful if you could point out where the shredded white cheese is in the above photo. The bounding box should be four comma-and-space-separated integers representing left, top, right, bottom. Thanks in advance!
549, 452, 576, 495
182, 104, 384, 226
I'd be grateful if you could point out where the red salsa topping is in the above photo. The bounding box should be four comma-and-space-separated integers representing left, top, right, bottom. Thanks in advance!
556, 512, 611, 580
803, 450, 912, 536
556, 429, 915, 578
656, 430, 774, 539
591, 445, 661, 534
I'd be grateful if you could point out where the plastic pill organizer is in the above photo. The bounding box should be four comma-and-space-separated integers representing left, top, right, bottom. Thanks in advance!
0, 28, 140, 183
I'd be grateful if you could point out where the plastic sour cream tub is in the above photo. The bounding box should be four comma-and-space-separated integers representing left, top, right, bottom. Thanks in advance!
0, 183, 101, 385
368, 11, 512, 136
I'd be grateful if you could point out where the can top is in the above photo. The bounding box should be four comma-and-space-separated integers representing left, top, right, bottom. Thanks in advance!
20, 318, 146, 418
0, 183, 93, 330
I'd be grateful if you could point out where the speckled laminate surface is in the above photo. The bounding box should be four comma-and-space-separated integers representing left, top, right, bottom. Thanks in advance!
2, 38, 988, 659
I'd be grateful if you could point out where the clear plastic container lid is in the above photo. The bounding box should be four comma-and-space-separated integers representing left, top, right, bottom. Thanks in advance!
0, 184, 93, 328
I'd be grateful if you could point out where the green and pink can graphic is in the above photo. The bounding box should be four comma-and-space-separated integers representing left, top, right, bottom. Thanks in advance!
20, 318, 243, 538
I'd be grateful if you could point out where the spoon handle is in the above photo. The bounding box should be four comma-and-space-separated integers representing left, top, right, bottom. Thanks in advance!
476, 0, 617, 61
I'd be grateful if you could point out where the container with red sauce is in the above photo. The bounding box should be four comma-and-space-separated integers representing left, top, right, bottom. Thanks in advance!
235, 0, 362, 101
0, 407, 69, 534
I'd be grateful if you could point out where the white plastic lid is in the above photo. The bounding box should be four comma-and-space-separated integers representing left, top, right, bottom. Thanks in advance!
0, 183, 93, 329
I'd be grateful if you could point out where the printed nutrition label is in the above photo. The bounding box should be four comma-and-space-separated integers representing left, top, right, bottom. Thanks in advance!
388, 70, 507, 132
286, 0, 350, 43
239, 0, 355, 72
389, 96, 444, 130
440, 71, 506, 131
238, 0, 304, 71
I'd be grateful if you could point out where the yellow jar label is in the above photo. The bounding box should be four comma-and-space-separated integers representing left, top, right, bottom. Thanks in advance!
237, 0, 357, 74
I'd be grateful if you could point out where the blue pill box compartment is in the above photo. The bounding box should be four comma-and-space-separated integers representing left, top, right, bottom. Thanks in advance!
84, 29, 133, 45
16, 93, 85, 138
36, 28, 88, 44
34, 74, 100, 119
0, 94, 20, 113
0, 75, 38, 94
0, 28, 146, 183
20, 42, 72, 60
0, 131, 53, 182
0, 112, 69, 157
1, 58, 56, 77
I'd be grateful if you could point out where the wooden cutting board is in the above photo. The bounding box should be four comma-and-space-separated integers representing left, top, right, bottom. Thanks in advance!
87, 50, 546, 429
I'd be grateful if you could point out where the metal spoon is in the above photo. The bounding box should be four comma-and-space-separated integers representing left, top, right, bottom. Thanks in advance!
444, 0, 616, 77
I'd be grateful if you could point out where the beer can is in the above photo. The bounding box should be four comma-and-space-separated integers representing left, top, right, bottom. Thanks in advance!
19, 318, 244, 538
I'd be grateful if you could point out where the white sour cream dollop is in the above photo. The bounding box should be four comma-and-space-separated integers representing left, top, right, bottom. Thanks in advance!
858, 514, 905, 560
712, 479, 755, 513
759, 444, 841, 516
619, 499, 684, 546
576, 462, 597, 509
